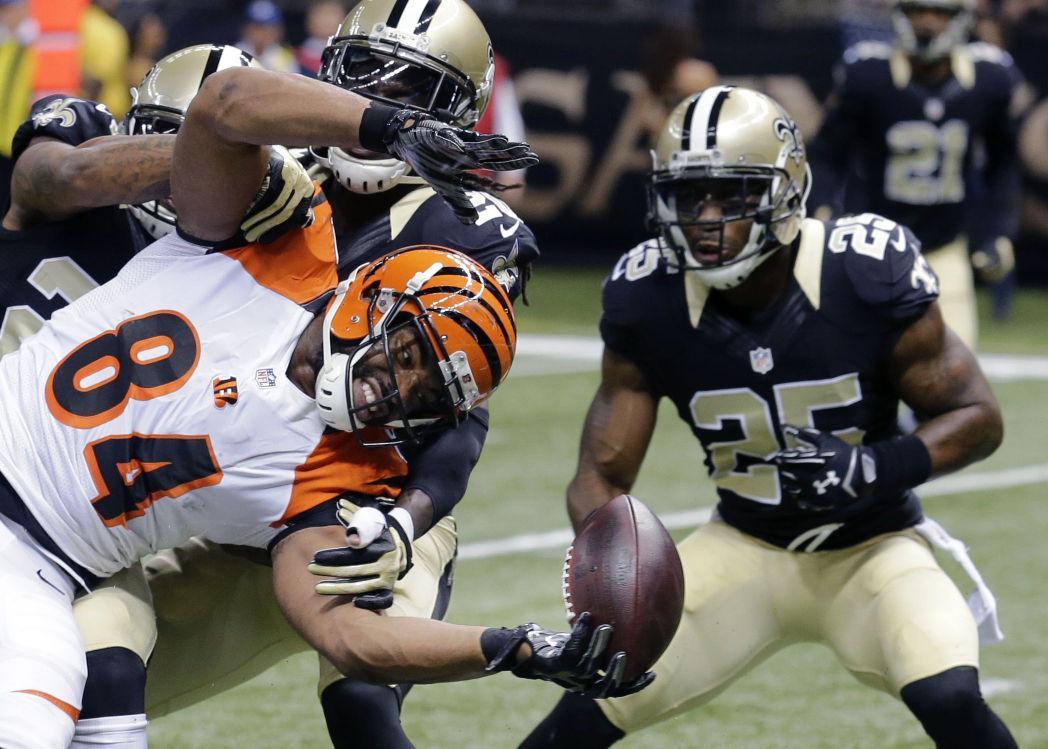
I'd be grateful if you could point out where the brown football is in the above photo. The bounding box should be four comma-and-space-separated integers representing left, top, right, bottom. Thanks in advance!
562, 494, 685, 681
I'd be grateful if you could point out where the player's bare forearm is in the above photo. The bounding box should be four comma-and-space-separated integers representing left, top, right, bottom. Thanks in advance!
5, 135, 174, 229
272, 525, 490, 684
891, 303, 1003, 476
173, 66, 371, 242
568, 348, 658, 531
393, 487, 435, 538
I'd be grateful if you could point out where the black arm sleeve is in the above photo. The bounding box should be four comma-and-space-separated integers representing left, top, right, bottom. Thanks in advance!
969, 62, 1024, 248
807, 61, 863, 217
403, 408, 489, 521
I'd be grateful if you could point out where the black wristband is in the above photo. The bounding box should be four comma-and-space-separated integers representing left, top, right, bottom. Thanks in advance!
869, 434, 932, 496
481, 626, 526, 673
358, 103, 402, 154
384, 513, 414, 578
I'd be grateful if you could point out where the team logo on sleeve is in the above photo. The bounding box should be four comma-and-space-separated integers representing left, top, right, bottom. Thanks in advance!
31, 98, 80, 128
213, 376, 239, 408
750, 347, 774, 375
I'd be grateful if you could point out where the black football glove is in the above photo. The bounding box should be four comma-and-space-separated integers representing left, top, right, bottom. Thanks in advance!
971, 237, 1015, 284
773, 425, 878, 512
362, 107, 538, 224
307, 501, 413, 610
484, 612, 655, 699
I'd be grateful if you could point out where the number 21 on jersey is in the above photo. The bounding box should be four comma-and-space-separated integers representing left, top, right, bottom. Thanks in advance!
690, 374, 864, 504
45, 310, 222, 527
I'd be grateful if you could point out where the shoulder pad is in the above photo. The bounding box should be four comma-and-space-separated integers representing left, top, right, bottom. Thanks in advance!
965, 41, 1014, 67
842, 41, 893, 65
601, 239, 677, 364
825, 213, 938, 324
404, 190, 539, 302
11, 96, 118, 163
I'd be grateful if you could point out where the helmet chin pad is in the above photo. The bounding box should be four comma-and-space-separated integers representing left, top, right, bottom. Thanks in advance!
316, 146, 426, 194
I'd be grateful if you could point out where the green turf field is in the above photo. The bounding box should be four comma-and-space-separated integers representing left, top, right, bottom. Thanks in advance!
149, 273, 1048, 748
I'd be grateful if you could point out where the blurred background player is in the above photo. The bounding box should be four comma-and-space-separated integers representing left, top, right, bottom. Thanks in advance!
79, 0, 130, 117
0, 0, 35, 195
521, 86, 1015, 749
296, 0, 345, 75
237, 0, 301, 74
808, 0, 1028, 347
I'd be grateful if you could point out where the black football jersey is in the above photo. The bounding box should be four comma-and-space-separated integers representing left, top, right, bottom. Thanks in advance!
0, 96, 151, 355
600, 214, 940, 551
333, 187, 539, 303
809, 42, 1023, 249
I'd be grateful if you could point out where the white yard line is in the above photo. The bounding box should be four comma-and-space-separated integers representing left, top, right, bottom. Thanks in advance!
458, 462, 1048, 560
514, 334, 1048, 382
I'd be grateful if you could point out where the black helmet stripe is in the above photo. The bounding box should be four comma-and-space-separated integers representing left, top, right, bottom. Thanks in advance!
683, 85, 735, 151
417, 285, 515, 342
440, 309, 503, 385
423, 264, 514, 312
387, 0, 441, 32
200, 45, 226, 86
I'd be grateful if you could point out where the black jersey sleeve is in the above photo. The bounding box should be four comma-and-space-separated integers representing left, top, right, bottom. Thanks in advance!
807, 44, 885, 216
598, 240, 667, 370
11, 96, 117, 163
967, 45, 1025, 248
399, 191, 540, 303
832, 214, 939, 326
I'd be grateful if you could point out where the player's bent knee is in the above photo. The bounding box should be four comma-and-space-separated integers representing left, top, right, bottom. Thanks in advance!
0, 691, 78, 748
321, 678, 411, 749
81, 647, 147, 718
901, 666, 1017, 749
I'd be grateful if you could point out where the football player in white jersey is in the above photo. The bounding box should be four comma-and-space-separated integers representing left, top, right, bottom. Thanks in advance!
0, 62, 647, 749
68, 14, 541, 747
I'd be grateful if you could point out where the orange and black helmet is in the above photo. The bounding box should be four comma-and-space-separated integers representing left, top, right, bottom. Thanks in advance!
315, 246, 516, 444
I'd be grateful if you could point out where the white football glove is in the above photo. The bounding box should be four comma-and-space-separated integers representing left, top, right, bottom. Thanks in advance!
307, 500, 414, 610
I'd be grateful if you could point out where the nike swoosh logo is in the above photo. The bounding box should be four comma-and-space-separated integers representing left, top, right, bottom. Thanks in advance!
890, 227, 907, 252
499, 219, 521, 238
125, 467, 141, 483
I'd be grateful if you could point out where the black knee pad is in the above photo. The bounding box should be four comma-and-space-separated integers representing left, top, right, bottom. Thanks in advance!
321, 678, 413, 749
901, 666, 1017, 749
519, 692, 625, 749
81, 647, 146, 719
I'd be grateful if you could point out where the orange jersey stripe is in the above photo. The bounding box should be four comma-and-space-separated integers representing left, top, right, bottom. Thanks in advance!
221, 192, 338, 306
276, 430, 409, 525
15, 690, 80, 722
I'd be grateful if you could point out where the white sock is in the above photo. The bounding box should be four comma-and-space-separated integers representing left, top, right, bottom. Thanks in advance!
70, 714, 148, 748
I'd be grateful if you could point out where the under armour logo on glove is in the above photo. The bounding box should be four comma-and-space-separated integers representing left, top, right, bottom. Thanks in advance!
812, 471, 841, 495
773, 426, 877, 512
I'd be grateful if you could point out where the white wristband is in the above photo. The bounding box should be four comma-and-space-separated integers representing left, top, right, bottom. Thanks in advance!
388, 507, 415, 542
345, 506, 387, 547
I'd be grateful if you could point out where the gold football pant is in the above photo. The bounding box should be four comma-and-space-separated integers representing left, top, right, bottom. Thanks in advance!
72, 514, 458, 717
925, 236, 977, 350
598, 519, 978, 733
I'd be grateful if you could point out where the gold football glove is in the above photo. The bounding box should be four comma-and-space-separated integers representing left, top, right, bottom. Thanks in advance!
239, 145, 316, 243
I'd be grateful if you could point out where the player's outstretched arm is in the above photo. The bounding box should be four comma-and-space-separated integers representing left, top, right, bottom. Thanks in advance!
173, 66, 537, 240
891, 302, 1004, 475
5, 135, 175, 230
567, 348, 658, 532
273, 525, 635, 694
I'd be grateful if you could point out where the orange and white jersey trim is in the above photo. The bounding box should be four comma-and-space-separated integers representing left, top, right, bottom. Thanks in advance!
0, 203, 407, 578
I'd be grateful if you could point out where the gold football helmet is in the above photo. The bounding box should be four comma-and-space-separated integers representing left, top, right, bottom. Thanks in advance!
891, 0, 975, 62
315, 0, 495, 193
125, 45, 262, 238
648, 86, 811, 290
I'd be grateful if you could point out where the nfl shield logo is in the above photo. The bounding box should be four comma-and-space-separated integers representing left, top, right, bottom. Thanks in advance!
750, 347, 774, 375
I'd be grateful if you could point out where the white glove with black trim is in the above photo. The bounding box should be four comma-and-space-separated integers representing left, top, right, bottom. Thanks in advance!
307, 500, 413, 610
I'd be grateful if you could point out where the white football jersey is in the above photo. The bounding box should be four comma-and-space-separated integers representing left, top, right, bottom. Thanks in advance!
0, 202, 407, 577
